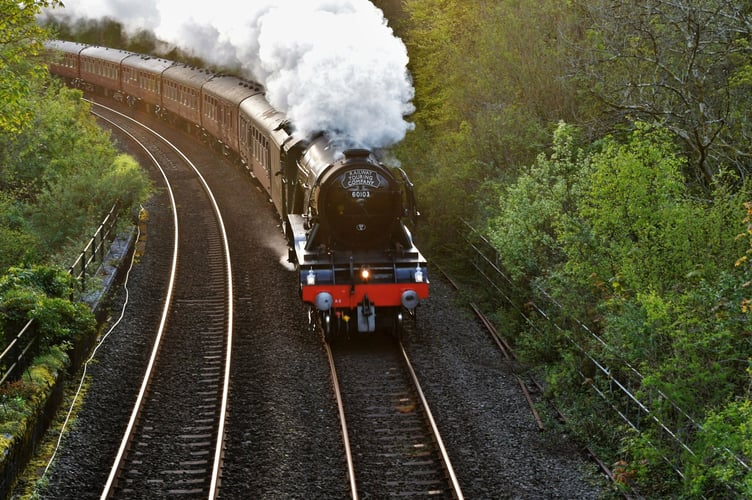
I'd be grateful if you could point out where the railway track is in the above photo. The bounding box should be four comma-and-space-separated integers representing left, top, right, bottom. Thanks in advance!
326, 333, 464, 499
91, 103, 234, 498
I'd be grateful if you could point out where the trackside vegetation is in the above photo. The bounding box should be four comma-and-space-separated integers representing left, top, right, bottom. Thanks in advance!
0, 265, 94, 490
0, 0, 151, 480
395, 0, 752, 496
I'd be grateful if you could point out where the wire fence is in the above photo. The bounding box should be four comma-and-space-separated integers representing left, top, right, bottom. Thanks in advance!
460, 220, 750, 485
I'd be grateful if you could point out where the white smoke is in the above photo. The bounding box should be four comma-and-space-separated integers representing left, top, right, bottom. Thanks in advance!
43, 0, 415, 150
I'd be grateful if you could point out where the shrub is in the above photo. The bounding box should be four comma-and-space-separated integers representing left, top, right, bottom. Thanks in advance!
685, 399, 752, 497
0, 265, 94, 350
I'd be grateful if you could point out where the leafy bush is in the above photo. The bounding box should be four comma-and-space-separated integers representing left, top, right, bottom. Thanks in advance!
685, 399, 752, 497
0, 345, 70, 460
485, 121, 752, 495
0, 266, 95, 350
487, 121, 586, 281
31, 298, 95, 350
563, 124, 695, 291
0, 265, 79, 298
0, 194, 41, 274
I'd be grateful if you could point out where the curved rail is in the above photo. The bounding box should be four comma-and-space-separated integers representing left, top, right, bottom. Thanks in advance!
323, 342, 359, 499
96, 111, 180, 499
398, 341, 465, 500
92, 102, 234, 499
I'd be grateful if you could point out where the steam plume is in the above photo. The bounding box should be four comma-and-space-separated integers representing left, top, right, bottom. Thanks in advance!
43, 0, 415, 149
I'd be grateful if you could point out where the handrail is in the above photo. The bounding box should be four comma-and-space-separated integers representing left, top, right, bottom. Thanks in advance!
0, 320, 38, 386
68, 203, 120, 291
0, 203, 122, 383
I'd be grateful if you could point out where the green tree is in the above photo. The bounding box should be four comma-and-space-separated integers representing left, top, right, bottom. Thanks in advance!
0, 193, 41, 272
686, 399, 752, 497
510, 123, 752, 494
0, 0, 62, 135
575, 0, 752, 187
29, 152, 150, 255
0, 80, 152, 261
562, 123, 743, 293
399, 0, 583, 258
0, 81, 109, 198
487, 121, 586, 281
402, 0, 581, 174
402, 0, 476, 131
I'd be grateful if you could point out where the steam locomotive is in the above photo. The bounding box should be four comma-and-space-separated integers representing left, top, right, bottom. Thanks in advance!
45, 40, 428, 340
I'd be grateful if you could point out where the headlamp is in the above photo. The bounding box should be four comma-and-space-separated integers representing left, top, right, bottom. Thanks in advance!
360, 267, 371, 281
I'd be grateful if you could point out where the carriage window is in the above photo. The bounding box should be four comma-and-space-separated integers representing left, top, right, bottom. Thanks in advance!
264, 138, 270, 172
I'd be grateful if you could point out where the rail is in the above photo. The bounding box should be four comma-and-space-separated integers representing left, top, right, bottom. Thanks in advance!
0, 203, 122, 384
398, 340, 464, 499
457, 220, 750, 486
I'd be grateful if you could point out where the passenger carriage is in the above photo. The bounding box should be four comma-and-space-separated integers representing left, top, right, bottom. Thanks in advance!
45, 40, 87, 83
161, 65, 213, 128
121, 54, 174, 112
78, 46, 131, 100
200, 75, 263, 156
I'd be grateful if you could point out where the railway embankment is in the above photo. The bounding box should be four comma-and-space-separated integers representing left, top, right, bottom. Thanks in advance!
0, 227, 136, 496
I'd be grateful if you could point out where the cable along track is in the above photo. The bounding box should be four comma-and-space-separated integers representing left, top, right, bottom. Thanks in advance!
327, 335, 464, 499
92, 103, 234, 499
